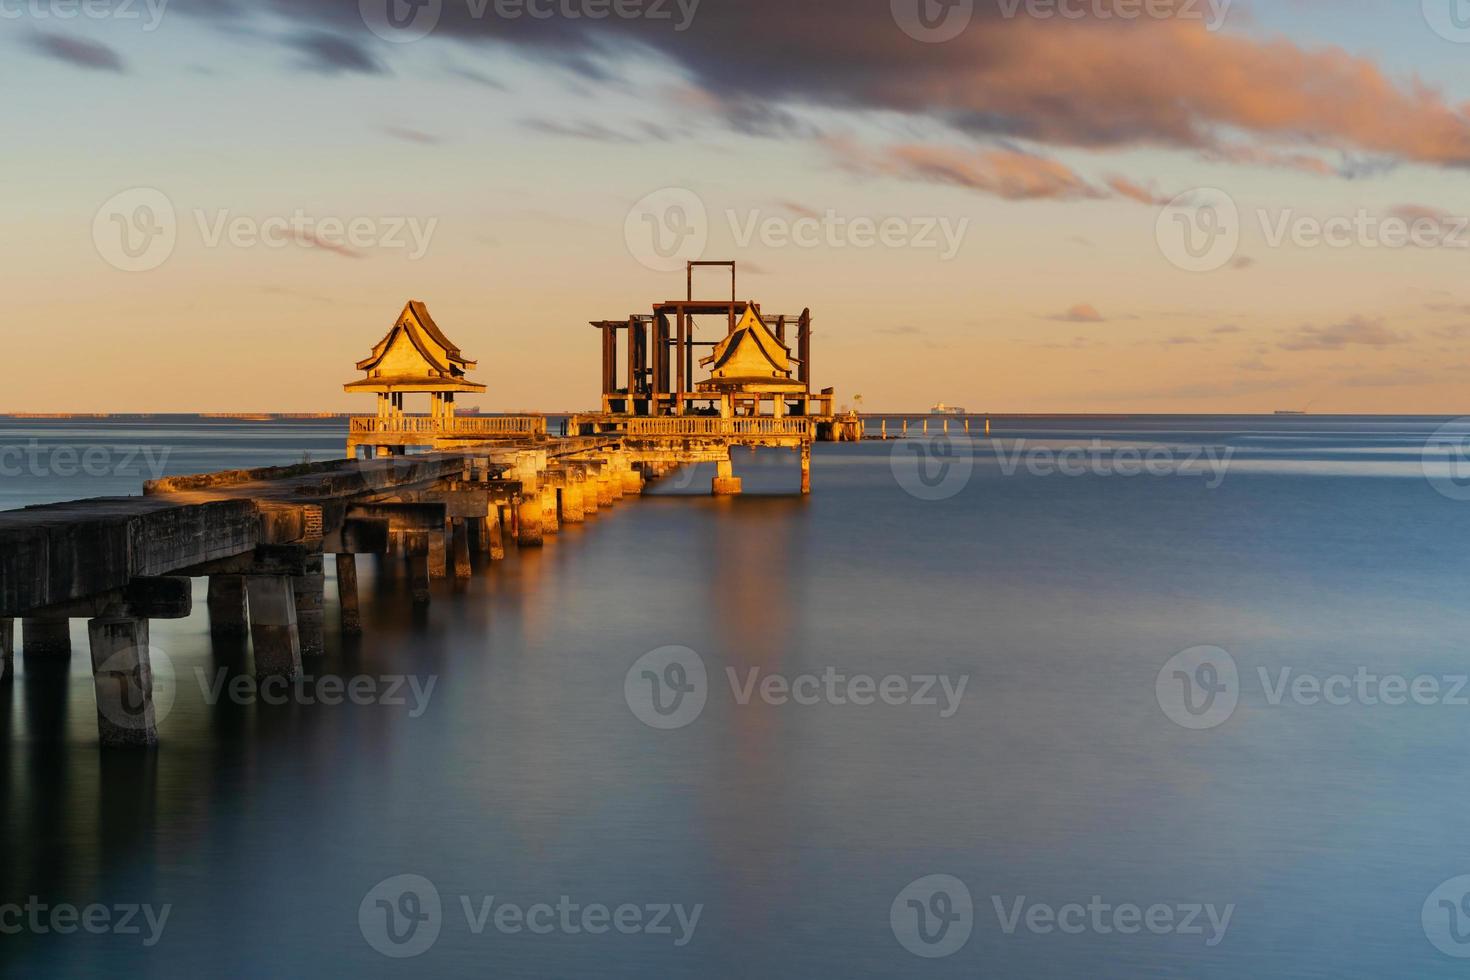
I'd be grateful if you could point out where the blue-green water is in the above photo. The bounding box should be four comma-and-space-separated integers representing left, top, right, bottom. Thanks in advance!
4, 415, 1470, 977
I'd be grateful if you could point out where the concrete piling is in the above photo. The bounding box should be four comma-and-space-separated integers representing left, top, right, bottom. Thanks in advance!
336, 554, 362, 635
428, 522, 449, 579
22, 618, 71, 659
1, 619, 12, 682
488, 506, 506, 560
713, 455, 742, 496
800, 444, 812, 495
517, 497, 544, 547
87, 615, 158, 748
452, 520, 473, 579
406, 532, 432, 606
292, 555, 326, 658
206, 575, 250, 638
540, 486, 560, 535
246, 576, 302, 679
561, 471, 586, 524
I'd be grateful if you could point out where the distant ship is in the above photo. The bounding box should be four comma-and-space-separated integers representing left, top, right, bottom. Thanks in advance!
930, 402, 968, 415
1274, 410, 1307, 416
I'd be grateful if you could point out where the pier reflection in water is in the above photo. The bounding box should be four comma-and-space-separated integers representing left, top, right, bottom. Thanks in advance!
4, 420, 1470, 977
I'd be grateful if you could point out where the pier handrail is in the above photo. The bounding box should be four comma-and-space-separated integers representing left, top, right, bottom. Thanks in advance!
624, 418, 814, 437
350, 415, 547, 437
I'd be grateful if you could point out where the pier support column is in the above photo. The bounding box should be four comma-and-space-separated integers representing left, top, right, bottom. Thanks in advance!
517, 497, 544, 547
292, 555, 326, 658
206, 575, 249, 638
246, 576, 302, 679
800, 445, 812, 496
1, 619, 12, 683
597, 470, 614, 508
469, 517, 487, 555
336, 554, 362, 636
87, 615, 158, 747
713, 455, 742, 496
452, 520, 473, 580
562, 475, 585, 524
22, 618, 71, 659
428, 522, 449, 579
488, 506, 506, 560
407, 533, 431, 606
540, 487, 560, 535
622, 465, 644, 496
583, 469, 601, 516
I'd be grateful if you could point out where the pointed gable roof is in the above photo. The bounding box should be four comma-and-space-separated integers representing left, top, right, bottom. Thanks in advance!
356, 301, 477, 375
345, 301, 487, 394
698, 305, 802, 387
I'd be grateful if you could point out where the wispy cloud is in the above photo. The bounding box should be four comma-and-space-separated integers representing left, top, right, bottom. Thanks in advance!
1048, 303, 1106, 323
1279, 316, 1408, 351
29, 33, 125, 73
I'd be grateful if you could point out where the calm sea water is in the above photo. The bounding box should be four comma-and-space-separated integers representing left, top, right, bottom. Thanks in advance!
4, 415, 1470, 978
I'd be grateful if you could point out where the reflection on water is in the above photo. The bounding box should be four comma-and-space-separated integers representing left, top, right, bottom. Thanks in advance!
2, 417, 1470, 977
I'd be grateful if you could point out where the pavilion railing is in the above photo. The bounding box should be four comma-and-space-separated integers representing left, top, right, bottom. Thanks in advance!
350, 415, 547, 437
624, 418, 815, 438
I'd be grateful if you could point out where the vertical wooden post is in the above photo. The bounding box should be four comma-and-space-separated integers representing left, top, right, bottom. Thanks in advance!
800, 444, 812, 495
336, 554, 362, 635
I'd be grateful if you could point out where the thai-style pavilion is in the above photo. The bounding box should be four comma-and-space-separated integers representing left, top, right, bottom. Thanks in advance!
345, 301, 486, 425
696, 304, 807, 417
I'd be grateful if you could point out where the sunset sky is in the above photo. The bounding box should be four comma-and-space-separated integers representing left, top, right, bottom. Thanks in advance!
10, 0, 1470, 413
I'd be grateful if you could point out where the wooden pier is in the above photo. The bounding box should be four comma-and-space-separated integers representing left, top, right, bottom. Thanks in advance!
0, 262, 860, 746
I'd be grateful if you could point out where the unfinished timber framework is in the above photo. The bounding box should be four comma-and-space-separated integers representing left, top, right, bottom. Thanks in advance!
0, 262, 863, 747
